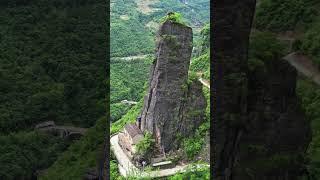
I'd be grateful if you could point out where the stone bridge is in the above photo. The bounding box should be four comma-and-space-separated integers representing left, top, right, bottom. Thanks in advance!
35, 121, 87, 140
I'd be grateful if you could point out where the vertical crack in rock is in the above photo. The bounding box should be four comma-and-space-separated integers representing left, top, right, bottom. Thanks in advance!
140, 20, 206, 153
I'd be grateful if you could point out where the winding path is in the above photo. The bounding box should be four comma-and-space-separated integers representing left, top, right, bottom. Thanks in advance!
111, 54, 151, 61
199, 78, 210, 89
283, 52, 320, 85
121, 100, 138, 105
252, 28, 320, 86
110, 134, 208, 178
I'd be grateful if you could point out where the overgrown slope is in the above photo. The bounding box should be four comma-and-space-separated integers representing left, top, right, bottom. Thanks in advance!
254, 0, 320, 178
0, 0, 107, 178
40, 117, 106, 179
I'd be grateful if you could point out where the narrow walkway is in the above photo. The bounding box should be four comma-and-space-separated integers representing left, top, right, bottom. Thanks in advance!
54, 126, 87, 134
110, 134, 208, 178
283, 52, 320, 85
199, 78, 210, 89
111, 54, 151, 61
121, 100, 138, 105
196, 72, 210, 89
110, 134, 139, 177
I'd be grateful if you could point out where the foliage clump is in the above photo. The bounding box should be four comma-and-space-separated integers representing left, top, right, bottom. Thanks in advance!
249, 31, 285, 60
183, 137, 203, 159
136, 131, 155, 156
299, 21, 320, 68
255, 0, 317, 32
168, 163, 210, 179
199, 23, 210, 52
297, 79, 320, 178
190, 52, 210, 79
110, 103, 132, 122
160, 12, 186, 25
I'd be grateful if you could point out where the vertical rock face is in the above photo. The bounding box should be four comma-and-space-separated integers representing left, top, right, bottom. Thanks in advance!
213, 0, 256, 178
140, 21, 206, 152
213, 0, 311, 179
234, 58, 311, 179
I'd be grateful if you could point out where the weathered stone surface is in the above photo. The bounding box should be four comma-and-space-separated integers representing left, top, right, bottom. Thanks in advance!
140, 20, 206, 153
213, 0, 311, 179
213, 0, 256, 178
233, 57, 311, 179
180, 80, 207, 138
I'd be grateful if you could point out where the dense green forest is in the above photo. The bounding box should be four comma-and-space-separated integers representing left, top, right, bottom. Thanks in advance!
0, 0, 107, 179
254, 0, 320, 179
40, 117, 106, 179
110, 57, 152, 123
110, 0, 209, 57
0, 132, 67, 179
0, 0, 106, 131
110, 58, 152, 104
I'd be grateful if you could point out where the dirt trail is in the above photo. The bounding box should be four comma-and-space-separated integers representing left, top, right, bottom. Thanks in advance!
112, 54, 151, 61
110, 134, 208, 178
196, 72, 210, 89
199, 78, 210, 89
283, 52, 320, 85
252, 29, 320, 85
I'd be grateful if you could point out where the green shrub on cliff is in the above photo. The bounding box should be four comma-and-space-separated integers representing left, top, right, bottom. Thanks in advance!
168, 163, 210, 179
160, 12, 186, 25
136, 132, 155, 156
190, 52, 210, 76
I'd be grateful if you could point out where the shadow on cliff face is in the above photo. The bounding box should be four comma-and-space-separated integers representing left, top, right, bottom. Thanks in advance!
213, 0, 311, 179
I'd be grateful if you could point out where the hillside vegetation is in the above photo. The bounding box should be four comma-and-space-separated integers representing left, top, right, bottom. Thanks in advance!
110, 0, 210, 123
0, 0, 107, 178
254, 0, 320, 179
111, 0, 209, 57
0, 0, 106, 132
40, 117, 106, 179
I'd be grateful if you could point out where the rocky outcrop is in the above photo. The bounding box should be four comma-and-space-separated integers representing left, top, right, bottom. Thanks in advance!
140, 20, 206, 153
213, 0, 311, 179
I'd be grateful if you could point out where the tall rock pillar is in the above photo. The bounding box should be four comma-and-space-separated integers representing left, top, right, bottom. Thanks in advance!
140, 20, 194, 152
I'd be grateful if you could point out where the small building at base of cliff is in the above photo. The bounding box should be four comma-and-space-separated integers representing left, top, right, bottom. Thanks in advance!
118, 123, 144, 156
